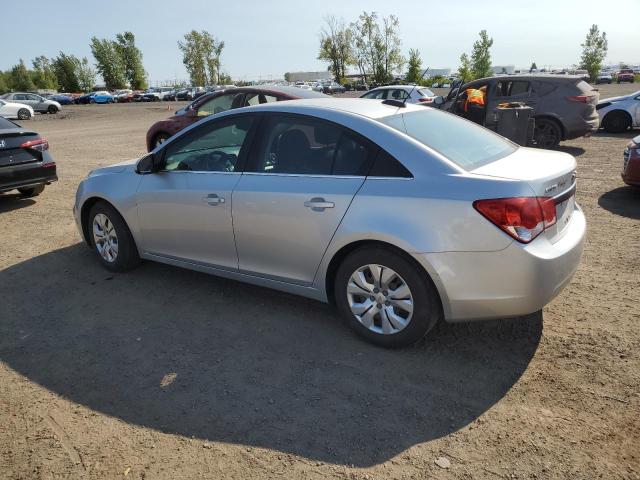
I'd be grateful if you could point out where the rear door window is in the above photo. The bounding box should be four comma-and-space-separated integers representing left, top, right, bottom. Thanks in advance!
245, 93, 278, 106
495, 81, 530, 97
362, 89, 387, 100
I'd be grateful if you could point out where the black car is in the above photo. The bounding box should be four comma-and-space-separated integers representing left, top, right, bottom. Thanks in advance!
0, 117, 57, 197
74, 92, 94, 104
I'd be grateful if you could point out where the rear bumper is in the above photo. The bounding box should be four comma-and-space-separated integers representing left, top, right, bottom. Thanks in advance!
0, 161, 57, 193
415, 204, 586, 321
564, 115, 600, 140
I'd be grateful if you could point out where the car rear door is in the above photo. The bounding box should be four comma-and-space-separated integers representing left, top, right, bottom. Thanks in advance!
484, 80, 533, 130
135, 114, 258, 269
232, 113, 375, 285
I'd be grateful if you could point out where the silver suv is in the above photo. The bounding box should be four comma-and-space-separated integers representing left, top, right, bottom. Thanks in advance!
445, 75, 600, 148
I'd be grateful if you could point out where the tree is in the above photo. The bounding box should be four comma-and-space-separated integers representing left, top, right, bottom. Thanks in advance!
457, 53, 472, 83
76, 57, 96, 91
8, 60, 35, 91
580, 24, 608, 82
178, 30, 225, 86
405, 48, 422, 84
53, 53, 82, 92
114, 32, 147, 90
380, 14, 404, 82
470, 30, 493, 79
0, 72, 8, 93
32, 56, 58, 90
530, 62, 538, 72
90, 37, 127, 89
318, 16, 352, 83
284, 72, 292, 82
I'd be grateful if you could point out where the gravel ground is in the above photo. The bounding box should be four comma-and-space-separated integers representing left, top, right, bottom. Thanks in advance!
0, 83, 639, 479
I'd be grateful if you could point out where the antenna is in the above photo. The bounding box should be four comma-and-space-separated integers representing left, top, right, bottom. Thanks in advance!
403, 67, 430, 107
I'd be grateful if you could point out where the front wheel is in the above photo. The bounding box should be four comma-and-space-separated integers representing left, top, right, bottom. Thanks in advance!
603, 111, 631, 133
334, 246, 441, 348
17, 108, 31, 120
47, 105, 58, 114
88, 201, 141, 272
533, 118, 562, 148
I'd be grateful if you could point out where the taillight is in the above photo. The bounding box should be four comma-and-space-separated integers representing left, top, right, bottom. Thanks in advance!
418, 97, 433, 103
473, 197, 557, 244
20, 138, 49, 151
567, 95, 589, 103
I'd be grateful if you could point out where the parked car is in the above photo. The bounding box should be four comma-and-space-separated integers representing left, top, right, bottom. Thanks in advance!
360, 85, 437, 105
75, 98, 585, 347
617, 69, 635, 84
113, 90, 133, 102
622, 134, 640, 187
176, 87, 204, 101
596, 90, 640, 133
0, 116, 57, 197
74, 92, 95, 104
0, 92, 61, 114
0, 99, 34, 120
322, 82, 346, 94
89, 91, 115, 104
163, 89, 178, 101
573, 70, 590, 81
48, 94, 74, 105
141, 87, 174, 102
146, 86, 328, 151
443, 75, 600, 148
596, 72, 613, 84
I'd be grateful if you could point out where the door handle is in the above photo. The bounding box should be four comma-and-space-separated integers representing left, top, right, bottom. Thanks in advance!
304, 197, 335, 211
203, 193, 225, 205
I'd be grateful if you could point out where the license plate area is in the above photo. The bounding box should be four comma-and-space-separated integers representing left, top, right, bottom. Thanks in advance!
555, 195, 575, 235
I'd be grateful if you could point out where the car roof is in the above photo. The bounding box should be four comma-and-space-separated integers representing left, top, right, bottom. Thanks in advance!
469, 74, 583, 83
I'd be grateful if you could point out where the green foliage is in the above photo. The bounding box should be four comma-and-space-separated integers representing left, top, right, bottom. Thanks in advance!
178, 30, 225, 86
530, 62, 537, 72
580, 24, 608, 82
0, 72, 8, 93
91, 37, 128, 89
76, 57, 96, 91
219, 72, 233, 85
32, 56, 58, 90
470, 30, 493, 79
405, 48, 422, 84
457, 53, 472, 83
284, 72, 292, 82
8, 60, 35, 91
318, 15, 352, 83
114, 32, 147, 90
52, 53, 82, 92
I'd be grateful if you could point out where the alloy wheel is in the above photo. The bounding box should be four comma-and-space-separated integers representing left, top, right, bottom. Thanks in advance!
93, 213, 119, 263
346, 264, 414, 335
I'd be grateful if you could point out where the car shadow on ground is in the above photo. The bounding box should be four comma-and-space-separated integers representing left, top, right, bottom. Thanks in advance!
598, 186, 640, 220
556, 145, 586, 157
0, 244, 542, 467
592, 129, 638, 140
0, 194, 36, 213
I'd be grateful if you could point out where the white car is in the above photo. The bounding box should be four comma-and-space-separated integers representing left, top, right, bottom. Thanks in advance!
596, 91, 640, 133
360, 85, 437, 105
0, 99, 34, 120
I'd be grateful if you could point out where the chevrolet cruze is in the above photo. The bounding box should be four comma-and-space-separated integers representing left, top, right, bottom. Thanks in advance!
74, 99, 586, 347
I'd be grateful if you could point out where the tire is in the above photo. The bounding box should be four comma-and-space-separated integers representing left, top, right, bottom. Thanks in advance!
18, 185, 45, 197
88, 201, 141, 272
334, 246, 441, 348
47, 105, 58, 114
152, 132, 171, 149
533, 118, 562, 148
17, 108, 31, 120
602, 111, 631, 133
90, 99, 96, 104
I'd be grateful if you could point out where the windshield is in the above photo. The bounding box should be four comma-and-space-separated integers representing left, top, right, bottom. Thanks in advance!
381, 109, 517, 170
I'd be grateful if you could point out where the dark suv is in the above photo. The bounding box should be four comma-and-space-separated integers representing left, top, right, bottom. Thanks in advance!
444, 75, 600, 148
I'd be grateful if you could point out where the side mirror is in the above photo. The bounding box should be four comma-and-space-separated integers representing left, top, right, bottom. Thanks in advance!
433, 96, 445, 106
136, 153, 158, 174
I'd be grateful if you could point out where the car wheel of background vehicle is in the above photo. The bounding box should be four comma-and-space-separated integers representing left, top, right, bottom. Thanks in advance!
18, 185, 45, 197
533, 118, 562, 148
88, 201, 141, 272
602, 111, 631, 133
90, 99, 96, 104
334, 246, 441, 348
17, 108, 31, 120
47, 105, 58, 114
153, 133, 170, 149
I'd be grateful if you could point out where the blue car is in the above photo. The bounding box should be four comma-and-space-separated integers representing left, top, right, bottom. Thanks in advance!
48, 94, 74, 105
89, 91, 114, 104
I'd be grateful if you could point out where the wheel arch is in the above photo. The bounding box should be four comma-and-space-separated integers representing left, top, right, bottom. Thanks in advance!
80, 196, 134, 248
533, 114, 566, 140
323, 239, 448, 318
602, 109, 633, 127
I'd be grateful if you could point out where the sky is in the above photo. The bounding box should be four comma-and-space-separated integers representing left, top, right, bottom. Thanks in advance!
2, 0, 639, 84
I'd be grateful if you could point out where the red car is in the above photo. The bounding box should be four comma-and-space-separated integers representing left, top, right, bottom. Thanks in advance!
145, 86, 328, 151
617, 69, 635, 84
622, 135, 640, 187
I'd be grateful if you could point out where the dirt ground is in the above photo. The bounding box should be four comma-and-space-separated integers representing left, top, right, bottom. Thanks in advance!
1, 83, 639, 479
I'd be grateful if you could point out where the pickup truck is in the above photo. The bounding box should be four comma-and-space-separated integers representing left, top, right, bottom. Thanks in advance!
617, 69, 635, 84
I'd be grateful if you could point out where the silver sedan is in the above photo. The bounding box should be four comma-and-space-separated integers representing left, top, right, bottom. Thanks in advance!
74, 99, 586, 347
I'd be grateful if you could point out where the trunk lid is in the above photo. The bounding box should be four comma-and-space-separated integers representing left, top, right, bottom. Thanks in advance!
0, 129, 41, 167
472, 147, 577, 242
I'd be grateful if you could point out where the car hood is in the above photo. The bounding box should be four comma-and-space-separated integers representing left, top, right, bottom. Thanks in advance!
89, 158, 138, 177
598, 94, 634, 104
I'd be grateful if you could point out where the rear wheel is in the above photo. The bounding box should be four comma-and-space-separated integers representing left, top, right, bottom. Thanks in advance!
88, 201, 141, 272
17, 108, 31, 120
603, 111, 631, 133
533, 118, 562, 148
334, 246, 441, 348
47, 105, 58, 114
18, 185, 45, 197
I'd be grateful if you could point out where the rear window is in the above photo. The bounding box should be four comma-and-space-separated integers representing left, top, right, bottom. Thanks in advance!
576, 80, 595, 93
381, 109, 516, 171
419, 88, 435, 97
0, 117, 18, 129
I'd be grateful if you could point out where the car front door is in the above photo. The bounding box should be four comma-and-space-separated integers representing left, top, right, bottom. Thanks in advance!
484, 80, 533, 130
232, 113, 375, 285
136, 114, 257, 270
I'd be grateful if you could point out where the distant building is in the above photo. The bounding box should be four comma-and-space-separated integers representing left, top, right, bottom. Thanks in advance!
286, 71, 333, 82
492, 65, 515, 75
